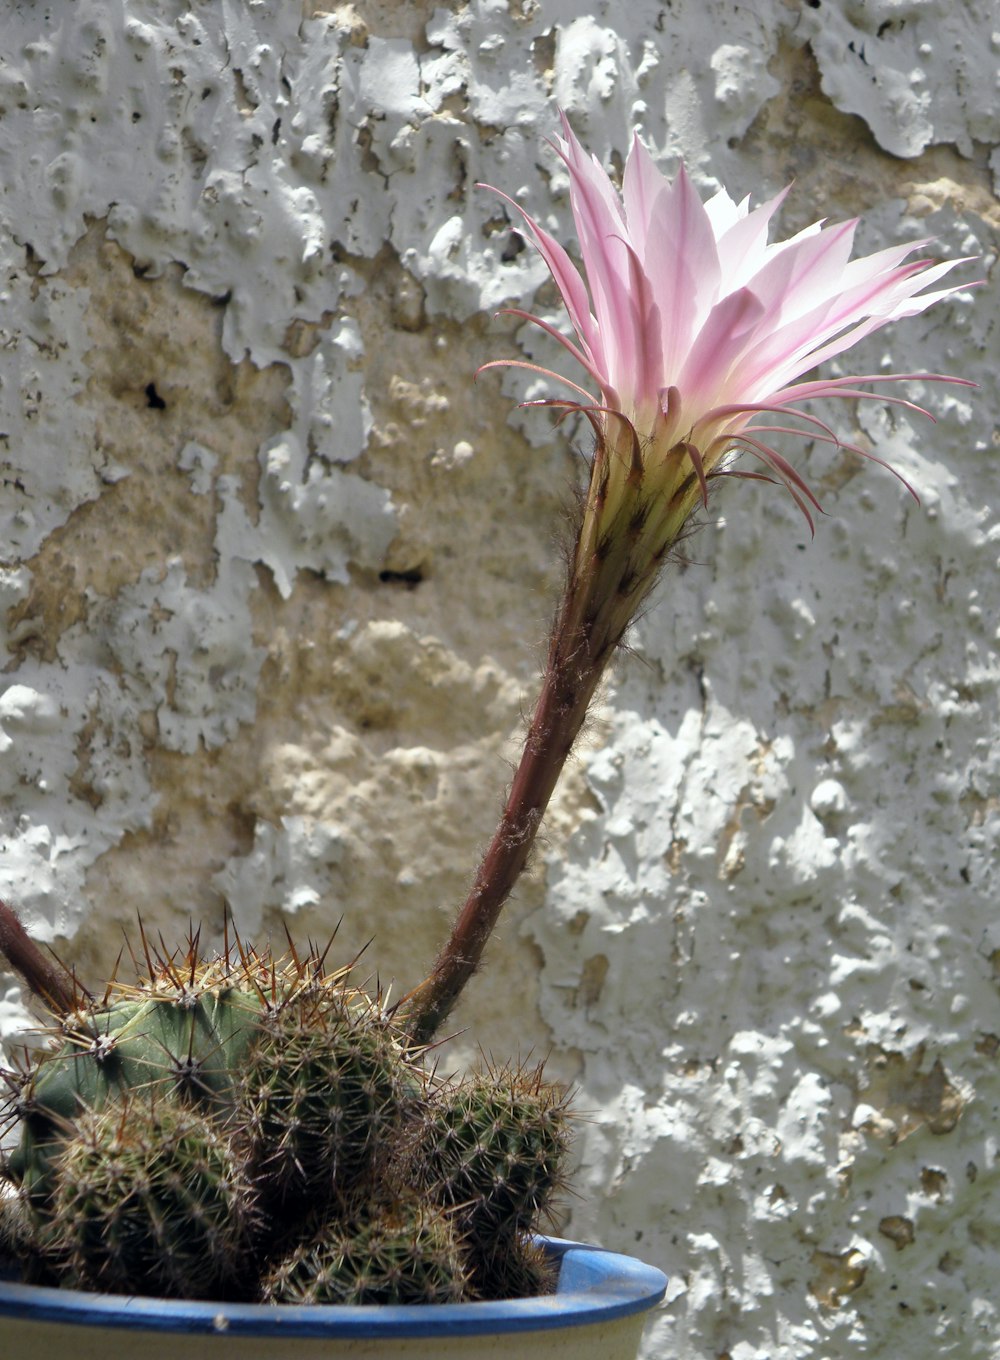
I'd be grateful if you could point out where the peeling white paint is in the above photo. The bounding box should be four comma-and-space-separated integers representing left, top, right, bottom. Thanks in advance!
242, 440, 395, 598
213, 813, 347, 940
98, 557, 265, 755
803, 1, 1000, 160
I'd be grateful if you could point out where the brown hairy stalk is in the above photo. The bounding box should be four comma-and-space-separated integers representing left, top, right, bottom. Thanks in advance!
0, 897, 79, 1017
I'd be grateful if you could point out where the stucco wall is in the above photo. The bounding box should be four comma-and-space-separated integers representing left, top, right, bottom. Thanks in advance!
0, 2, 997, 1357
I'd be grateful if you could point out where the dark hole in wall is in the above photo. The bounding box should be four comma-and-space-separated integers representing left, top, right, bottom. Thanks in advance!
378, 568, 424, 589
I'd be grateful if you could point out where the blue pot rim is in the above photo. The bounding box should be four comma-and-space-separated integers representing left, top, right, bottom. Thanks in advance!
0, 1235, 666, 1339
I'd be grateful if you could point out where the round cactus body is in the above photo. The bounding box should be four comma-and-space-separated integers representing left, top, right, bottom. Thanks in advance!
236, 991, 414, 1207
45, 1099, 256, 1299
416, 1064, 572, 1242
6, 986, 264, 1208
261, 1198, 469, 1306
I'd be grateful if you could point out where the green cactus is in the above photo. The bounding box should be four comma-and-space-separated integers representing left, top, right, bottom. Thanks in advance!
469, 1231, 559, 1301
413, 1062, 573, 1241
261, 1197, 469, 1306
43, 1098, 256, 1299
236, 989, 413, 1211
5, 969, 265, 1209
0, 937, 573, 1305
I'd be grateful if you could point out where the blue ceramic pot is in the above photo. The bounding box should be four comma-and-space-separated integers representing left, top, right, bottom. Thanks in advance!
0, 1235, 666, 1359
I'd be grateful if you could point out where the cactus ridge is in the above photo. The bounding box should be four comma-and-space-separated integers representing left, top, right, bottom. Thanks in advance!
415, 1060, 573, 1240
4, 988, 265, 1209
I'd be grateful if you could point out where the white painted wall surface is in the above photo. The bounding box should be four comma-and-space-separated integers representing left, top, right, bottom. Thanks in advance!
0, 2, 996, 1356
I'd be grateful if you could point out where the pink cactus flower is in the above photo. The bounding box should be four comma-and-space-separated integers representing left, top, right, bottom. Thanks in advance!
409, 121, 976, 1045
484, 114, 973, 538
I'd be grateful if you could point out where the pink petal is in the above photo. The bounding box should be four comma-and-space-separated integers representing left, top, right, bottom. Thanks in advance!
494, 307, 610, 398
675, 287, 767, 412
713, 185, 791, 289
743, 218, 859, 328
475, 357, 598, 405
747, 257, 970, 393
480, 184, 603, 371
703, 186, 749, 238
621, 238, 664, 414
554, 123, 638, 399
622, 133, 669, 257
644, 163, 722, 380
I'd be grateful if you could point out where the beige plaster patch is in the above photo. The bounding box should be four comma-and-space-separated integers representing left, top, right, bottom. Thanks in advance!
857, 1045, 965, 1142
32, 228, 587, 1065
809, 1246, 867, 1308
742, 42, 997, 229
7, 224, 291, 663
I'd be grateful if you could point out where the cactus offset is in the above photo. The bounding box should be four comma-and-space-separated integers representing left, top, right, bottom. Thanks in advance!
261, 1197, 469, 1306
405, 1061, 572, 1297
44, 1099, 256, 1299
236, 988, 413, 1212
414, 1062, 572, 1234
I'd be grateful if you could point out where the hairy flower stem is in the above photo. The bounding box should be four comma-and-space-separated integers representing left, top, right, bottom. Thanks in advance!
0, 897, 79, 1017
406, 603, 609, 1048
407, 448, 668, 1047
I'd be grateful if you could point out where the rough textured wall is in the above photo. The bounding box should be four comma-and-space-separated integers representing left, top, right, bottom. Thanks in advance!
0, 2, 996, 1357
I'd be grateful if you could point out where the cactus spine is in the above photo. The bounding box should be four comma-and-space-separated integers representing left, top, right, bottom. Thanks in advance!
407, 1061, 572, 1298
8, 988, 264, 1209
237, 990, 411, 1212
